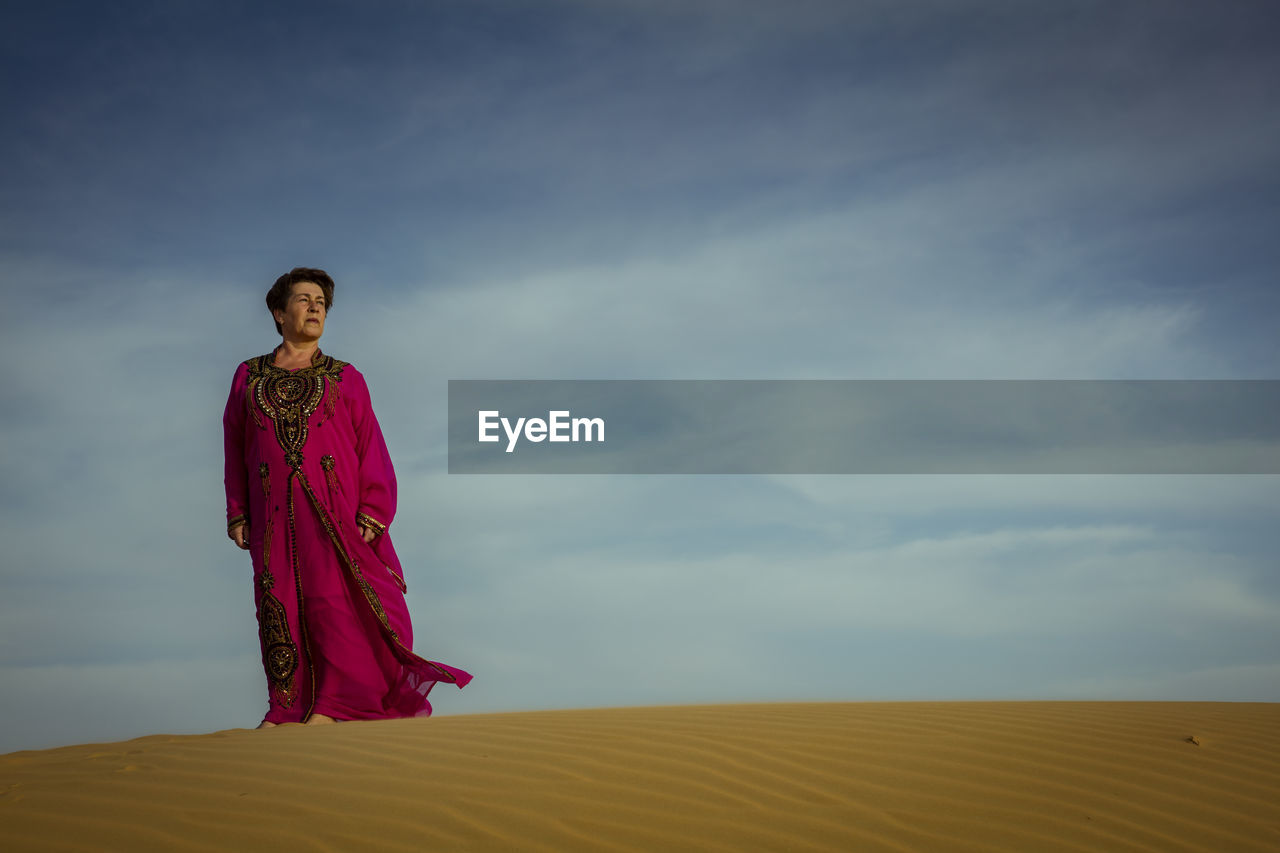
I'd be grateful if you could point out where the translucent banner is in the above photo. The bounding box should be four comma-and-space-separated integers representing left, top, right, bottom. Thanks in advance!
447, 380, 1280, 474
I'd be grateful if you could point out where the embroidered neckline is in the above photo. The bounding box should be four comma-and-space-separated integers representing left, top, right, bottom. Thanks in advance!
262, 347, 342, 376
244, 350, 349, 469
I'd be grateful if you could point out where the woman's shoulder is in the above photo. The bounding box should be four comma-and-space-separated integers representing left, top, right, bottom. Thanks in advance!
333, 358, 369, 391
319, 352, 357, 378
311, 352, 362, 383
234, 352, 275, 373
229, 357, 256, 381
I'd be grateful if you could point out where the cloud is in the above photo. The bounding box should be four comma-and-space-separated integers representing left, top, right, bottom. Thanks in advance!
419, 512, 1280, 712
2, 0, 1278, 752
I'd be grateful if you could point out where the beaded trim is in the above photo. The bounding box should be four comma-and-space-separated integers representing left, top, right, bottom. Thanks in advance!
243, 349, 348, 471
297, 473, 456, 683
320, 454, 341, 506
287, 469, 317, 717
259, 463, 272, 570
256, 570, 298, 708
355, 511, 387, 537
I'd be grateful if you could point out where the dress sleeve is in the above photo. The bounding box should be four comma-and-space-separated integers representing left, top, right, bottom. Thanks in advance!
222, 363, 251, 535
347, 367, 397, 535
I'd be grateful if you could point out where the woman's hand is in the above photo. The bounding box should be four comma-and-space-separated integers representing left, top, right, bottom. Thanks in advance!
359, 524, 376, 544
231, 524, 250, 550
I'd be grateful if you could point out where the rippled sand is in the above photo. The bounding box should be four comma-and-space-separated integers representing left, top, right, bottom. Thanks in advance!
3, 702, 1278, 852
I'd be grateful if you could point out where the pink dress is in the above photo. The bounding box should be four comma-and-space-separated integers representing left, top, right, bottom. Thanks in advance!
223, 348, 471, 723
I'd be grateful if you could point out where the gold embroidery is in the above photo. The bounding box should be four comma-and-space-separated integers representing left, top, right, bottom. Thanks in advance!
243, 350, 347, 470
237, 349, 456, 694
325, 382, 340, 419
259, 463, 272, 571
238, 350, 351, 717
320, 454, 340, 505
227, 514, 246, 537
354, 564, 390, 628
355, 511, 387, 537
298, 478, 390, 631
296, 472, 457, 684
287, 469, 318, 718
256, 571, 298, 708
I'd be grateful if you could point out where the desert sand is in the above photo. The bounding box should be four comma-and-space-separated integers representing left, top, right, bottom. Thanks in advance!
2, 702, 1277, 851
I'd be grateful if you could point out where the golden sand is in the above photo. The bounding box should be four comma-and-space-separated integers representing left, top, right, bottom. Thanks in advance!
2, 702, 1278, 851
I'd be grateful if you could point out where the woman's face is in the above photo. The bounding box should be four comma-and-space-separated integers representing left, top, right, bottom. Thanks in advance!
275, 281, 327, 342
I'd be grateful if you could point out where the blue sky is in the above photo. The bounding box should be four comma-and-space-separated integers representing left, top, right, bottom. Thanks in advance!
1, 0, 1278, 753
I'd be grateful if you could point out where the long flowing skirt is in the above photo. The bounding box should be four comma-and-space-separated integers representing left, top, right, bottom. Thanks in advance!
253, 472, 470, 723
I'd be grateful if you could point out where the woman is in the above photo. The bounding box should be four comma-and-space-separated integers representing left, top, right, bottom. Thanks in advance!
223, 267, 471, 727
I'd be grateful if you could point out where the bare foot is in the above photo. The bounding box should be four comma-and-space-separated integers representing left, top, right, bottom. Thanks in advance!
256, 720, 277, 729
306, 713, 337, 725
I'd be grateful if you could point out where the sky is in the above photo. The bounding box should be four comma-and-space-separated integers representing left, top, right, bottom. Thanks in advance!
1, 0, 1278, 754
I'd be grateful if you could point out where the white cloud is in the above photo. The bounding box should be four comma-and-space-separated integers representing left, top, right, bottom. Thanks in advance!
2, 0, 1277, 752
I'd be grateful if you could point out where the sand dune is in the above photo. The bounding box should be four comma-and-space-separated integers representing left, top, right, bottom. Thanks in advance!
2, 702, 1278, 851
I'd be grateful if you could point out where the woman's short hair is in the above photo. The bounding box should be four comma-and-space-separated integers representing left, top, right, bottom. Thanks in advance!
266, 267, 336, 335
